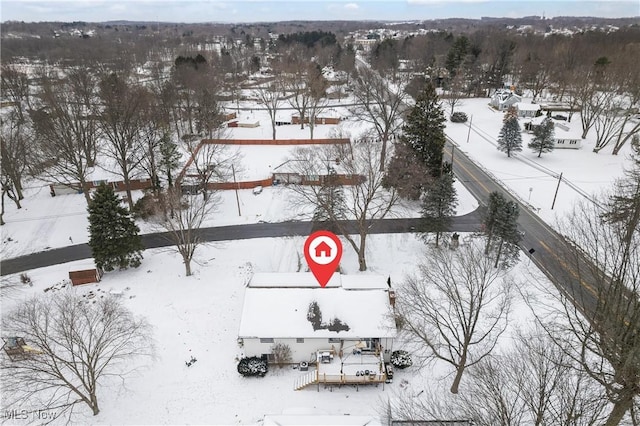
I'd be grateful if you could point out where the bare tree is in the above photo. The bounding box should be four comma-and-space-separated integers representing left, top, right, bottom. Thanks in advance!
0, 111, 29, 209
158, 187, 219, 276
538, 192, 640, 426
442, 70, 467, 117
180, 133, 237, 199
98, 73, 149, 210
286, 135, 398, 271
253, 80, 285, 140
349, 66, 407, 169
31, 71, 101, 204
384, 329, 608, 426
0, 65, 32, 123
397, 242, 512, 394
1, 292, 153, 419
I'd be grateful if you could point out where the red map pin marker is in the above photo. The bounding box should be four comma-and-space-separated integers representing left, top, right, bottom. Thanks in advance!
304, 231, 343, 288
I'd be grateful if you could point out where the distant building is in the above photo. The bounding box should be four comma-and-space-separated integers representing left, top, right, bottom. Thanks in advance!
490, 89, 522, 111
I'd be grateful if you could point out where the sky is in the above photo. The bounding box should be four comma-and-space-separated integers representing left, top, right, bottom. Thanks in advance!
1, 0, 638, 23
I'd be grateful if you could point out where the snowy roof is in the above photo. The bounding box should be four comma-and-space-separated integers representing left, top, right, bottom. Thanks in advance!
263, 414, 381, 425
249, 272, 342, 288
238, 275, 396, 339
516, 102, 540, 111
248, 272, 388, 289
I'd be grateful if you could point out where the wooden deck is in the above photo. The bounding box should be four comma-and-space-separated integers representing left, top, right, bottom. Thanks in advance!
294, 350, 389, 391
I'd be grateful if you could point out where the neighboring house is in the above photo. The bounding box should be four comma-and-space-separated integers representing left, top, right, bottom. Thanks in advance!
515, 102, 541, 118
490, 89, 522, 111
237, 272, 396, 365
263, 412, 382, 425
524, 116, 583, 149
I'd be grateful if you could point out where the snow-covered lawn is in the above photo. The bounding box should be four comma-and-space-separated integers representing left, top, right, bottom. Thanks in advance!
2, 232, 549, 425
1, 93, 633, 424
444, 98, 632, 223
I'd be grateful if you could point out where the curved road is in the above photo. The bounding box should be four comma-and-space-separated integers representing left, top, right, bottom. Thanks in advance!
0, 212, 481, 276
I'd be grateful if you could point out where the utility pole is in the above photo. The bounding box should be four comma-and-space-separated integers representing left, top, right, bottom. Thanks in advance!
551, 172, 562, 210
232, 164, 241, 216
466, 115, 473, 143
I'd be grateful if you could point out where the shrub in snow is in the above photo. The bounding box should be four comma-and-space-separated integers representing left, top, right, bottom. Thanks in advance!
307, 301, 323, 330
390, 350, 413, 369
327, 318, 350, 332
237, 357, 268, 377
271, 343, 292, 367
450, 112, 468, 123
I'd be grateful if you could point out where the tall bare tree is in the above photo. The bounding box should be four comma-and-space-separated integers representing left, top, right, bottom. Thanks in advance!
0, 111, 29, 209
0, 65, 32, 123
397, 242, 512, 394
538, 190, 640, 426
349, 66, 407, 169
31, 71, 101, 203
1, 292, 153, 418
98, 73, 148, 210
253, 80, 285, 140
158, 187, 219, 276
287, 135, 398, 271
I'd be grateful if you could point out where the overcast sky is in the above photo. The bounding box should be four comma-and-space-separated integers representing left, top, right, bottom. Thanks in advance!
1, 0, 638, 23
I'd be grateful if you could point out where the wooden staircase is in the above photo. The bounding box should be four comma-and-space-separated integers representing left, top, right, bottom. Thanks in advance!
293, 370, 318, 391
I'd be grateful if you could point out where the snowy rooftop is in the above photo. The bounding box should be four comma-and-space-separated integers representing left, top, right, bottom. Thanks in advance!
263, 413, 381, 426
248, 272, 389, 290
239, 275, 396, 339
249, 272, 342, 288
516, 102, 541, 111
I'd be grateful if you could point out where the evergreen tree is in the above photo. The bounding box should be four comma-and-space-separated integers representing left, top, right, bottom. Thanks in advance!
383, 140, 431, 201
420, 172, 458, 247
402, 83, 447, 177
445, 35, 470, 77
159, 134, 180, 188
482, 191, 521, 267
87, 183, 144, 271
497, 115, 523, 157
528, 117, 555, 157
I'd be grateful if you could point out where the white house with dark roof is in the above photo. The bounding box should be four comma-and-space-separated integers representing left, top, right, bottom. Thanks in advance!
524, 116, 583, 149
490, 89, 522, 111
237, 273, 396, 365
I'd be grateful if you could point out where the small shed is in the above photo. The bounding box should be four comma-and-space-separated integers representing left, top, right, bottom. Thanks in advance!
69, 264, 103, 286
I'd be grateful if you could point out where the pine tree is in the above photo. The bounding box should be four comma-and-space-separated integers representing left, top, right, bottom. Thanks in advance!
482, 191, 521, 267
159, 134, 181, 188
528, 117, 555, 157
402, 83, 447, 177
497, 115, 523, 157
420, 172, 458, 247
87, 183, 144, 271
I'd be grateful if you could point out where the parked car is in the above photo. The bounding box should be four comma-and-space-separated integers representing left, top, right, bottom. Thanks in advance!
450, 112, 468, 123
552, 114, 568, 121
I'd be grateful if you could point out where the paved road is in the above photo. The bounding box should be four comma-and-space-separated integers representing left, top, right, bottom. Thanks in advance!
0, 213, 481, 276
447, 137, 599, 314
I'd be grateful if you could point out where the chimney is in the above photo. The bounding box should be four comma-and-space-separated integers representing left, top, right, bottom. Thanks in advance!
388, 290, 396, 308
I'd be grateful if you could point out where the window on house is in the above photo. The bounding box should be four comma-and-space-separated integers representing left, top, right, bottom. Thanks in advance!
296, 338, 304, 343
557, 140, 565, 144
570, 140, 577, 144
328, 338, 341, 343
260, 338, 274, 343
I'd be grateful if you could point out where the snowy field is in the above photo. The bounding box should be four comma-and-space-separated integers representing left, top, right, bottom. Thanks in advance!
1, 93, 635, 424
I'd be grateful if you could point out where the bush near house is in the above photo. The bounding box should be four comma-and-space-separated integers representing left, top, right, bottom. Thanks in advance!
390, 350, 413, 369
237, 357, 268, 377
450, 112, 468, 123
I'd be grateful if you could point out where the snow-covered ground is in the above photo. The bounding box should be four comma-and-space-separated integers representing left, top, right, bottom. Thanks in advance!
1, 93, 634, 424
